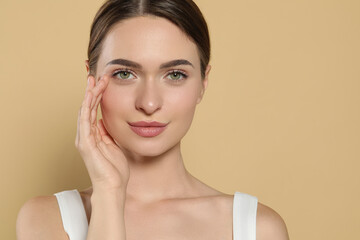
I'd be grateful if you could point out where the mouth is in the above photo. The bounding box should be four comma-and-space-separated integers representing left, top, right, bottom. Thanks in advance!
128, 121, 168, 137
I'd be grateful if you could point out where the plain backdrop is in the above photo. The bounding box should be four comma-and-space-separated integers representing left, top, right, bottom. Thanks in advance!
1, 0, 359, 239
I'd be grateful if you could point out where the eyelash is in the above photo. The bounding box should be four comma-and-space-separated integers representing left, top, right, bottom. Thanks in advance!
112, 68, 135, 80
112, 69, 188, 82
167, 70, 188, 81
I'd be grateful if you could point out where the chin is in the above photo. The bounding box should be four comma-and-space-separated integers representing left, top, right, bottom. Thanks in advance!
122, 144, 177, 160
114, 137, 180, 159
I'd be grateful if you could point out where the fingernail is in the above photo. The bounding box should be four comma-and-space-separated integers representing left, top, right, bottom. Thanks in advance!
87, 77, 90, 85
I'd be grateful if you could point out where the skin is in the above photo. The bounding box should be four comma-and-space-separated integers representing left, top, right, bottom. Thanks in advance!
16, 16, 289, 240
92, 15, 213, 203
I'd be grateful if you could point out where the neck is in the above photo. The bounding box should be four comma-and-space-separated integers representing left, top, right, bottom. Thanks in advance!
122, 142, 196, 203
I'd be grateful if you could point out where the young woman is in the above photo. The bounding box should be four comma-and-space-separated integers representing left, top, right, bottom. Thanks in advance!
17, 0, 289, 239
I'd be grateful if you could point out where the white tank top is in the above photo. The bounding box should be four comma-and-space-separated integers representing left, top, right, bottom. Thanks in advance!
54, 189, 257, 240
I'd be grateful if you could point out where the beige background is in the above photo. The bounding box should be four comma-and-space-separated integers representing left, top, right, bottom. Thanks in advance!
1, 0, 359, 239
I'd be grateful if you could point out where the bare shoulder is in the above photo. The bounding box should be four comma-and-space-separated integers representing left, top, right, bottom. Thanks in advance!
256, 202, 289, 240
16, 195, 68, 240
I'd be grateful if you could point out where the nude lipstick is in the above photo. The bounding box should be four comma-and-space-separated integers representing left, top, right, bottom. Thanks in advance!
128, 121, 168, 137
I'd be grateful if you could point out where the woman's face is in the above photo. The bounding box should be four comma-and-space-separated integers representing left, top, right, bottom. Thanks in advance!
92, 16, 210, 157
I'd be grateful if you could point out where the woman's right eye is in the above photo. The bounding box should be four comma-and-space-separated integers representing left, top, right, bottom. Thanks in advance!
112, 70, 135, 80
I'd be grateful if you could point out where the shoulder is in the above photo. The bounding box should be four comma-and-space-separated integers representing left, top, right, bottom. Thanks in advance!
256, 201, 289, 240
16, 194, 68, 240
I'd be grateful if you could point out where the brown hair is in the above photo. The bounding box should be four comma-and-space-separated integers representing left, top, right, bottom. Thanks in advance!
88, 0, 210, 79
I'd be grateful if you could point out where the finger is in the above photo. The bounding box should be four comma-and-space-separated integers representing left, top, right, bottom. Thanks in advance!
89, 79, 102, 109
94, 124, 102, 144
96, 140, 115, 166
97, 119, 116, 145
90, 75, 108, 109
93, 126, 118, 171
85, 75, 95, 96
102, 74, 110, 88
92, 124, 120, 173
95, 137, 125, 173
89, 75, 110, 125
91, 93, 102, 125
97, 139, 127, 177
79, 75, 95, 142
77, 76, 94, 146
80, 89, 93, 139
91, 79, 106, 110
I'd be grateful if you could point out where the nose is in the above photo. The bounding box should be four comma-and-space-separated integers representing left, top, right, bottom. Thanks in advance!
135, 81, 163, 115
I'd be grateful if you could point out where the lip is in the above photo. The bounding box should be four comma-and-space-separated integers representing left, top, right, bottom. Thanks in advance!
128, 121, 168, 127
128, 121, 168, 137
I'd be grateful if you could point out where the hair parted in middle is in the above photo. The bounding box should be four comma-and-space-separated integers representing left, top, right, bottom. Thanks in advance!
88, 0, 210, 79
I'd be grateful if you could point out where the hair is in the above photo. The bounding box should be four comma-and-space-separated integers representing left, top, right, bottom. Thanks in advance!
87, 0, 210, 79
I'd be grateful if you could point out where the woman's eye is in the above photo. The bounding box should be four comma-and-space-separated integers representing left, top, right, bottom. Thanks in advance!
113, 70, 134, 80
167, 71, 187, 81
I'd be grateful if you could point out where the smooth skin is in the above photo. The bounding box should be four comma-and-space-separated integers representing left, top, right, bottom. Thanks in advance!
16, 16, 289, 240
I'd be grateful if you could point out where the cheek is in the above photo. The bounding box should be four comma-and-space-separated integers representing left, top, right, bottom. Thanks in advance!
167, 84, 201, 122
100, 84, 133, 122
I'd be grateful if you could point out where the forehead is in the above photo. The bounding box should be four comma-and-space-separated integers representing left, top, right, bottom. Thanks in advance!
99, 16, 200, 69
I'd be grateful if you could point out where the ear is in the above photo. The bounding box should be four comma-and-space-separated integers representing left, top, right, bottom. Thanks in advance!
85, 60, 90, 75
197, 64, 211, 104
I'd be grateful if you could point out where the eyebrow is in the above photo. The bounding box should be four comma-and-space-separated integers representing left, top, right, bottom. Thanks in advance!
106, 58, 194, 69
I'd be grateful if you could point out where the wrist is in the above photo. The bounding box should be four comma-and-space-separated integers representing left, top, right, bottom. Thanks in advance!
91, 187, 127, 206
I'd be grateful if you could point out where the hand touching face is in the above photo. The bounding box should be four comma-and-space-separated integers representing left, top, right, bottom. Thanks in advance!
92, 16, 210, 158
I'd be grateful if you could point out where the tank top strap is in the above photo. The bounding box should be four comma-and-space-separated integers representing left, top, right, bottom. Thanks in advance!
233, 192, 258, 240
54, 189, 88, 240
